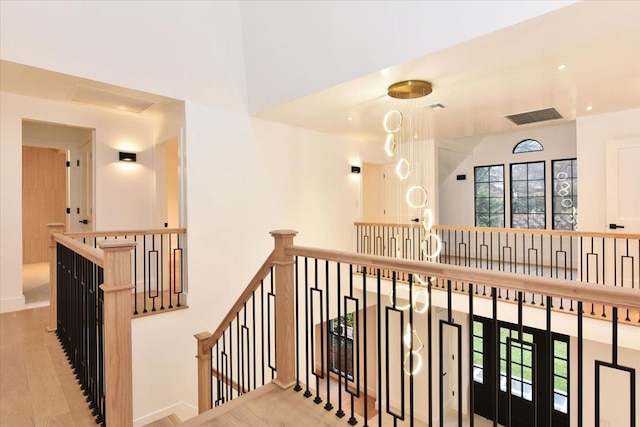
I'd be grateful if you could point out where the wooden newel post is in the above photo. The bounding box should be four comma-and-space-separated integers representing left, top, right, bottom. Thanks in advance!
98, 240, 136, 427
47, 222, 66, 332
270, 229, 298, 389
195, 331, 213, 413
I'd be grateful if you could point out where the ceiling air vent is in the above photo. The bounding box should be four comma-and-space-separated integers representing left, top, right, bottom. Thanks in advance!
72, 86, 154, 113
505, 107, 562, 126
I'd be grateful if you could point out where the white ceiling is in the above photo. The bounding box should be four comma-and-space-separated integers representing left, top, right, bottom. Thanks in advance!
254, 1, 640, 145
1, 1, 639, 150
0, 60, 181, 118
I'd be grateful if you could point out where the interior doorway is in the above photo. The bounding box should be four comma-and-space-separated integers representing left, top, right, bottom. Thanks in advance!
21, 120, 95, 307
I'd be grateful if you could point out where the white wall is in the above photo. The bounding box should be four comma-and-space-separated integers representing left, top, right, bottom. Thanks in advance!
128, 100, 386, 422
439, 153, 474, 226
576, 108, 640, 232
0, 93, 157, 312
439, 122, 577, 227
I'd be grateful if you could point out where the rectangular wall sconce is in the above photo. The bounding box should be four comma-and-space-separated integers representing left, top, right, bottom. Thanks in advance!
119, 152, 137, 162
351, 165, 361, 174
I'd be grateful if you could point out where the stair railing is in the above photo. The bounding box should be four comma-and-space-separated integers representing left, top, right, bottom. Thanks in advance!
196, 229, 640, 426
48, 223, 135, 426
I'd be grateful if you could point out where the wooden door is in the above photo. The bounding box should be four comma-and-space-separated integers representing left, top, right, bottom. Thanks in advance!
77, 138, 94, 232
361, 163, 383, 222
22, 146, 67, 263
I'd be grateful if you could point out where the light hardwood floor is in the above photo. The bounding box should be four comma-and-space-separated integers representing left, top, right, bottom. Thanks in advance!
0, 307, 98, 426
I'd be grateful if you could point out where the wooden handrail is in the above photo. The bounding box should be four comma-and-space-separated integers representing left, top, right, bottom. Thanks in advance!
54, 232, 104, 266
287, 244, 640, 312
354, 221, 640, 240
64, 227, 186, 239
202, 251, 275, 350
212, 368, 248, 394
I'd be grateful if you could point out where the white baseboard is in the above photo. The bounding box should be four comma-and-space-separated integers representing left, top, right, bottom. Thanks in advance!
133, 401, 198, 427
0, 295, 26, 313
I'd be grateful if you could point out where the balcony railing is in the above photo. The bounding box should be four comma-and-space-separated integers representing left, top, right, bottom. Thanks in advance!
63, 227, 187, 315
355, 222, 640, 324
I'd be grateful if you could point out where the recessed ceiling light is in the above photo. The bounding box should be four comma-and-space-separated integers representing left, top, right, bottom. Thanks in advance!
347, 116, 353, 121
586, 105, 593, 111
557, 64, 567, 71
414, 134, 418, 139
427, 103, 446, 110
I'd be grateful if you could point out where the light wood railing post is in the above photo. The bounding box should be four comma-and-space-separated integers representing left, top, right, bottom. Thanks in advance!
195, 331, 213, 413
270, 229, 298, 389
47, 222, 66, 332
98, 240, 136, 427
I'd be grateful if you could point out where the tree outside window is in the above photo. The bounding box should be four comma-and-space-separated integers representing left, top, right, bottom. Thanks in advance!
474, 165, 505, 227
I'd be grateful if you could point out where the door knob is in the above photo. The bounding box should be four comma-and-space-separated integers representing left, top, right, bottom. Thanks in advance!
609, 223, 625, 229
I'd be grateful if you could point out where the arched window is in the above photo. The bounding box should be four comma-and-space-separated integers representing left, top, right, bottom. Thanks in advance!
513, 139, 543, 153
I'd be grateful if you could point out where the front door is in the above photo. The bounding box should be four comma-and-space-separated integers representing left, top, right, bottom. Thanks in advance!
473, 317, 569, 427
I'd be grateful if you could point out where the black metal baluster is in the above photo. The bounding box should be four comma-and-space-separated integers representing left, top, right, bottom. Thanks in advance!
267, 270, 275, 381
310, 259, 326, 404
168, 233, 173, 309
377, 269, 383, 427
294, 256, 302, 392
132, 235, 139, 315
469, 274, 475, 427
252, 290, 257, 391
409, 274, 414, 427
428, 275, 433, 427
303, 257, 312, 398
323, 260, 332, 409
493, 286, 499, 427
546, 296, 553, 427
160, 233, 165, 310
305, 256, 313, 398
226, 333, 233, 403
336, 262, 345, 418
577, 300, 583, 426
260, 278, 265, 387
176, 233, 183, 307
602, 237, 607, 317
97, 266, 105, 424
363, 266, 369, 426
215, 339, 220, 406
347, 264, 358, 426
143, 235, 148, 313
236, 311, 241, 394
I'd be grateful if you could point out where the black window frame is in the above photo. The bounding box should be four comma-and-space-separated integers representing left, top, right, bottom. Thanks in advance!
474, 164, 505, 228
510, 160, 546, 229
551, 158, 578, 230
513, 139, 544, 154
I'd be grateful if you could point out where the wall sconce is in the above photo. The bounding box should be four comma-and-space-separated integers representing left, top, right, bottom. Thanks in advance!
351, 165, 361, 174
119, 152, 137, 162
